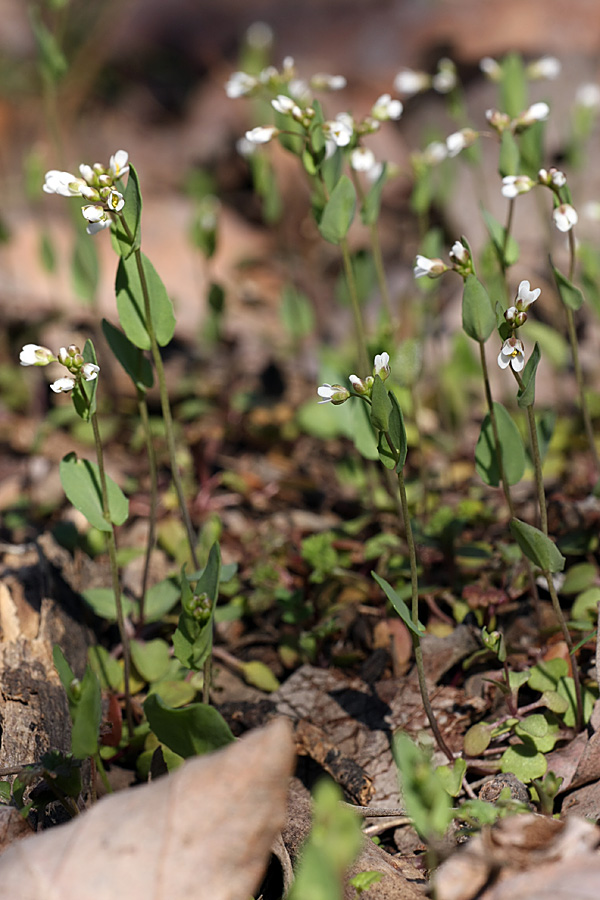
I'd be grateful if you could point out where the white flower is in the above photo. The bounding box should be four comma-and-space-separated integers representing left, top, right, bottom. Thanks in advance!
81, 363, 100, 381
245, 125, 278, 145
79, 163, 95, 183
271, 94, 296, 115
349, 374, 368, 394
43, 170, 94, 198
516, 280, 541, 310
480, 57, 502, 80
19, 344, 55, 366
82, 205, 112, 235
449, 240, 469, 264
50, 376, 77, 393
371, 93, 403, 121
393, 68, 430, 96
517, 102, 550, 128
107, 190, 125, 212
498, 338, 526, 372
310, 73, 347, 91
236, 137, 257, 158
414, 255, 447, 278
245, 21, 273, 50
422, 141, 448, 166
373, 352, 390, 380
109, 150, 130, 180
317, 383, 349, 404
553, 203, 578, 232
288, 78, 311, 102
538, 167, 566, 188
366, 161, 384, 182
527, 56, 561, 80
432, 58, 457, 94
446, 128, 478, 158
324, 117, 353, 147
501, 175, 535, 199
576, 83, 600, 110
350, 147, 376, 172
225, 71, 257, 98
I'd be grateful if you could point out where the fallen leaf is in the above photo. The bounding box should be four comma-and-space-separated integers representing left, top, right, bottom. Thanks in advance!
0, 718, 294, 900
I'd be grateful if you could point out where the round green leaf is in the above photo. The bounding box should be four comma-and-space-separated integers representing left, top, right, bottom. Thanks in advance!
143, 694, 235, 759
500, 743, 547, 782
514, 714, 548, 739
60, 452, 129, 532
463, 722, 492, 757
475, 402, 526, 486
571, 586, 600, 623
82, 587, 136, 622
130, 638, 171, 683
561, 563, 598, 595
146, 679, 196, 708
240, 660, 280, 692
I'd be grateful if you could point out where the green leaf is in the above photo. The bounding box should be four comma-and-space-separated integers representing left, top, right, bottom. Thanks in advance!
500, 52, 527, 119
436, 758, 467, 797
393, 732, 453, 840
101, 318, 153, 390
528, 658, 568, 692
82, 588, 136, 623
475, 402, 526, 486
240, 660, 280, 692
462, 275, 496, 343
370, 375, 391, 432
113, 164, 142, 259
71, 228, 99, 303
561, 563, 598, 595
360, 163, 387, 225
60, 452, 129, 532
71, 339, 98, 422
53, 645, 76, 702
515, 714, 548, 739
143, 694, 235, 759
463, 722, 492, 756
541, 690, 569, 714
498, 131, 520, 177
173, 544, 221, 671
371, 572, 424, 637
500, 742, 547, 782
280, 284, 315, 339
510, 518, 566, 573
552, 262, 584, 311
143, 576, 181, 623
318, 175, 356, 244
388, 390, 408, 470
130, 639, 171, 683
571, 586, 600, 623
115, 252, 176, 350
482, 209, 519, 267
70, 665, 102, 759
88, 645, 122, 692
146, 679, 196, 708
517, 341, 541, 408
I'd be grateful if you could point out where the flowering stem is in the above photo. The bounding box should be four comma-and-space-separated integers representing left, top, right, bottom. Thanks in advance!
479, 341, 516, 517
564, 231, 599, 474
512, 371, 548, 535
340, 237, 370, 374
136, 388, 158, 627
117, 218, 199, 573
384, 432, 454, 762
90, 410, 133, 735
543, 569, 584, 732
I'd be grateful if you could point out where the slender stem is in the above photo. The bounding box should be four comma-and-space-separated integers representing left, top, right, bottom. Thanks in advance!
117, 218, 199, 573
392, 440, 454, 763
501, 199, 515, 291
90, 411, 133, 735
350, 170, 394, 325
339, 237, 370, 374
94, 752, 113, 795
136, 388, 158, 627
544, 571, 584, 731
512, 371, 548, 534
479, 341, 516, 517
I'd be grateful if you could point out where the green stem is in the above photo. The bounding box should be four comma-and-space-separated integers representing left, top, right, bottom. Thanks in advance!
565, 231, 599, 473
136, 388, 158, 627
390, 434, 453, 762
544, 571, 584, 731
90, 411, 133, 735
350, 170, 394, 326
479, 341, 516, 518
501, 198, 515, 290
512, 371, 548, 534
339, 237, 370, 374
118, 225, 199, 573
94, 752, 113, 795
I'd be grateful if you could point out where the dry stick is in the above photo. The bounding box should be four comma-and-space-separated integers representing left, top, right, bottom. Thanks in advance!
90, 411, 133, 735
385, 433, 454, 763
564, 230, 599, 474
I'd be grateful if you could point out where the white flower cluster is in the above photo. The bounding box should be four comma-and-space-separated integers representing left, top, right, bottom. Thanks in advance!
19, 343, 99, 393
225, 56, 346, 106
414, 239, 472, 280
394, 58, 457, 97
480, 56, 561, 83
317, 352, 391, 405
500, 165, 578, 233
43, 150, 129, 235
497, 280, 541, 373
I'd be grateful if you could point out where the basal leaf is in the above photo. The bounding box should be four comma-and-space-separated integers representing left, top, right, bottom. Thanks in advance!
475, 402, 525, 486
143, 694, 235, 759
